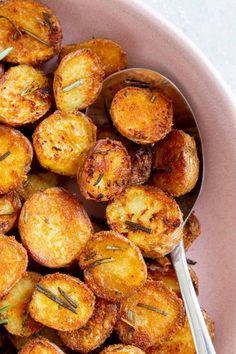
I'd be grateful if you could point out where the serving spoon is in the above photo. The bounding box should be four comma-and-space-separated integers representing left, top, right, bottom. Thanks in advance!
86, 67, 215, 354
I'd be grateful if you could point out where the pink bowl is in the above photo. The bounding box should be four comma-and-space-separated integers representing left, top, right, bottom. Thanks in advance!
42, 0, 236, 352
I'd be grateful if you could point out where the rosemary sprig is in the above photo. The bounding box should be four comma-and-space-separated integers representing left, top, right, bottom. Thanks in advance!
0, 319, 8, 325
125, 220, 152, 234
0, 305, 10, 313
0, 212, 15, 217
62, 79, 84, 93
124, 79, 150, 88
0, 151, 11, 162
150, 95, 157, 103
187, 258, 197, 266
0, 47, 13, 61
105, 245, 122, 251
86, 257, 115, 270
0, 16, 22, 39
43, 12, 57, 32
22, 29, 50, 47
93, 172, 104, 186
58, 287, 78, 308
137, 303, 168, 316
121, 317, 136, 329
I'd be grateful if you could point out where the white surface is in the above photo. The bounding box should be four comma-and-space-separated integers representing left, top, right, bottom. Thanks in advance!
144, 0, 236, 94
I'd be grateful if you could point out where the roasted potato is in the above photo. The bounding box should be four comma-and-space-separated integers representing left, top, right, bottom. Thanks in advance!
152, 129, 200, 197
0, 192, 21, 233
33, 110, 97, 176
59, 38, 128, 77
29, 273, 95, 332
0, 0, 62, 66
116, 280, 185, 349
54, 49, 104, 111
0, 65, 51, 126
0, 272, 42, 336
100, 344, 146, 354
77, 139, 131, 202
79, 231, 147, 302
0, 233, 28, 298
58, 297, 117, 352
106, 185, 183, 258
19, 336, 65, 354
183, 212, 201, 251
0, 125, 33, 194
19, 187, 93, 268
110, 87, 173, 144
0, 63, 4, 79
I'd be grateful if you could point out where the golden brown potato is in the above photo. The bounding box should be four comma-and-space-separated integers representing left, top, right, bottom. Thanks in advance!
19, 187, 93, 268
116, 280, 185, 349
29, 273, 95, 332
0, 0, 62, 66
59, 38, 128, 77
0, 63, 4, 79
0, 65, 51, 126
33, 110, 97, 176
79, 231, 147, 302
110, 87, 173, 144
100, 344, 146, 354
18, 336, 65, 354
0, 272, 42, 336
54, 49, 104, 111
58, 297, 117, 352
0, 233, 28, 298
152, 129, 200, 197
183, 212, 201, 251
0, 125, 33, 194
77, 139, 131, 202
106, 185, 183, 258
0, 192, 21, 233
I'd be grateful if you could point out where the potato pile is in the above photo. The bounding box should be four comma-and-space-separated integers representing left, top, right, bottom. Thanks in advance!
0, 0, 213, 353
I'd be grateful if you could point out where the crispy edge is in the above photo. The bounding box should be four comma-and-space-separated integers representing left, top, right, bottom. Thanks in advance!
0, 191, 21, 234
18, 336, 65, 354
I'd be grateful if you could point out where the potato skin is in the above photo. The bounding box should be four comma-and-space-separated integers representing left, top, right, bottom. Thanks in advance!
18, 336, 66, 354
183, 212, 201, 251
0, 0, 62, 66
78, 139, 131, 202
58, 297, 117, 353
100, 344, 146, 354
106, 185, 183, 258
59, 38, 128, 77
29, 273, 95, 332
33, 110, 97, 176
110, 87, 173, 144
0, 192, 21, 233
19, 187, 93, 268
54, 49, 104, 111
79, 231, 147, 302
152, 129, 200, 197
0, 233, 28, 298
0, 125, 33, 194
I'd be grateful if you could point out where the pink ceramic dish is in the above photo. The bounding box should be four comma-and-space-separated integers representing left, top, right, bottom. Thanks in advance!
42, 0, 236, 352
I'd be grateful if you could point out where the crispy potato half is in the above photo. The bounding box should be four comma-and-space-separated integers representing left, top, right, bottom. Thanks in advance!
0, 65, 51, 126
0, 125, 33, 194
33, 110, 97, 176
183, 212, 201, 251
0, 233, 28, 298
54, 49, 104, 111
19, 336, 65, 354
110, 87, 173, 144
59, 38, 128, 77
19, 187, 93, 268
0, 272, 42, 336
79, 231, 147, 302
29, 273, 95, 332
100, 344, 146, 354
152, 129, 200, 197
106, 185, 183, 258
78, 139, 131, 202
0, 0, 62, 66
0, 192, 21, 234
58, 297, 117, 352
116, 280, 185, 349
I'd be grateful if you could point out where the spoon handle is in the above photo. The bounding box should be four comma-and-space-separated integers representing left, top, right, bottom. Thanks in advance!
171, 241, 216, 354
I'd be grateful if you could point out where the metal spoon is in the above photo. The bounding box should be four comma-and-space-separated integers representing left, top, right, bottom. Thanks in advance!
86, 68, 215, 354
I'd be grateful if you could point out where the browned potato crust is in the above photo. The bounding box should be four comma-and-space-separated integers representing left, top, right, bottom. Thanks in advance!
110, 87, 173, 144
19, 336, 65, 354
106, 185, 183, 258
116, 280, 185, 349
100, 344, 146, 354
152, 129, 200, 197
0, 125, 33, 194
0, 0, 62, 66
78, 139, 131, 202
79, 231, 147, 302
54, 49, 104, 111
29, 273, 95, 332
59, 38, 128, 77
183, 212, 201, 251
33, 110, 97, 176
0, 233, 28, 298
0, 192, 21, 233
58, 298, 117, 352
19, 187, 93, 268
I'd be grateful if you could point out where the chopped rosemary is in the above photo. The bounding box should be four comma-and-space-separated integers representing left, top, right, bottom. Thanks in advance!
21, 84, 40, 96
0, 319, 8, 325
187, 258, 197, 266
150, 95, 157, 103
22, 309, 29, 329
0, 47, 13, 61
43, 12, 57, 32
0, 16, 22, 39
62, 79, 84, 93
35, 284, 77, 314
105, 245, 122, 251
86, 257, 115, 270
84, 251, 97, 262
0, 305, 10, 313
93, 172, 104, 186
0, 151, 11, 162
58, 287, 78, 308
124, 78, 150, 88
121, 317, 136, 329
127, 309, 135, 323
137, 303, 168, 316
125, 220, 152, 234
22, 29, 50, 47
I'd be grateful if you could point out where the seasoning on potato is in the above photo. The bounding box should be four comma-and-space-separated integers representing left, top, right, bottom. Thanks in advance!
29, 273, 95, 331
79, 231, 147, 302
33, 110, 97, 176
183, 211, 201, 251
78, 139, 131, 202
19, 187, 93, 268
18, 336, 65, 354
100, 344, 146, 354
0, 192, 21, 234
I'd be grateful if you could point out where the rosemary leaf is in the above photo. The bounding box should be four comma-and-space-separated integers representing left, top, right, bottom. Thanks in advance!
23, 29, 50, 47
21, 84, 40, 96
84, 251, 97, 262
0, 319, 8, 325
121, 317, 136, 329
0, 47, 13, 61
153, 166, 172, 174
124, 79, 150, 88
58, 287, 78, 308
137, 303, 168, 316
0, 16, 22, 38
62, 79, 83, 93
22, 309, 29, 329
150, 95, 157, 103
86, 257, 115, 270
187, 258, 197, 266
0, 212, 15, 217
93, 172, 104, 186
0, 151, 11, 162
105, 245, 122, 251
43, 12, 57, 32
127, 309, 135, 323
125, 220, 152, 234
0, 305, 10, 313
